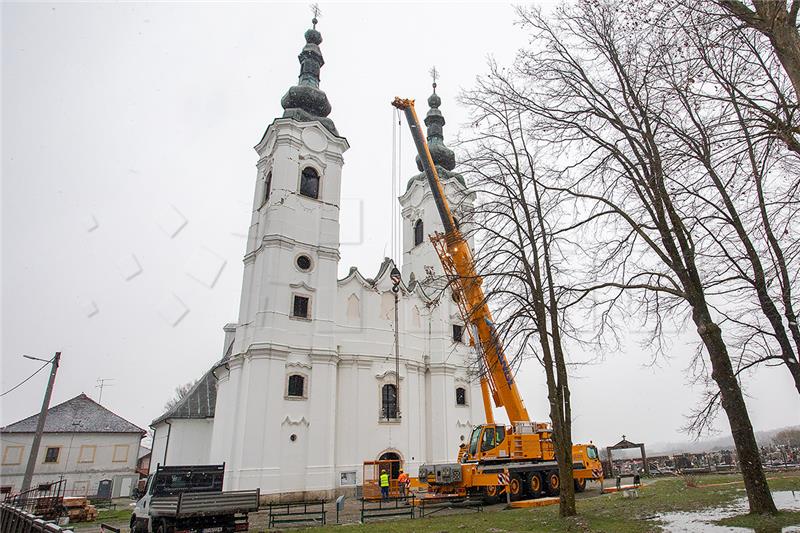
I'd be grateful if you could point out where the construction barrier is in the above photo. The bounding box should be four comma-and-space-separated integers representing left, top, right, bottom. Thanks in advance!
0, 503, 69, 533
360, 496, 415, 522
267, 501, 326, 528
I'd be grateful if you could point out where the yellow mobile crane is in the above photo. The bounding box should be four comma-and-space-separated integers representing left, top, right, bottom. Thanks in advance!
391, 97, 603, 500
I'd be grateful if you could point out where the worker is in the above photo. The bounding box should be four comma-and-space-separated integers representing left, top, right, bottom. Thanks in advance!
397, 469, 410, 498
379, 469, 390, 500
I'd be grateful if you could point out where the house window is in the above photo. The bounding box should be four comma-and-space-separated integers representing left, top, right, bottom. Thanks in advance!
300, 167, 320, 199
112, 444, 129, 463
287, 374, 305, 398
2, 445, 23, 465
456, 387, 467, 406
78, 445, 96, 463
44, 447, 60, 463
381, 384, 398, 420
413, 219, 424, 246
452, 324, 464, 343
292, 295, 310, 319
263, 171, 273, 205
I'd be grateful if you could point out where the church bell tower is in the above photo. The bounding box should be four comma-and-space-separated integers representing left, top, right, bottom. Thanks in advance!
210, 14, 349, 495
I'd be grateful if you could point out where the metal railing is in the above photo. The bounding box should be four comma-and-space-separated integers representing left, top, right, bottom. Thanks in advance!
359, 495, 415, 522
267, 500, 326, 528
0, 503, 69, 533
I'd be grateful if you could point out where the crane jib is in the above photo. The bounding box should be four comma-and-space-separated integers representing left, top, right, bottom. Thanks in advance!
401, 107, 455, 235
485, 318, 515, 387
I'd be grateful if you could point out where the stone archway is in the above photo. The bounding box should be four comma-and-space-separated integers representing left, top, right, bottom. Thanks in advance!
606, 435, 649, 477
378, 450, 403, 479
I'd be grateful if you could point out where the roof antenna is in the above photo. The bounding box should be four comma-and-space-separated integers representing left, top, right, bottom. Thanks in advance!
96, 377, 114, 404
310, 3, 321, 28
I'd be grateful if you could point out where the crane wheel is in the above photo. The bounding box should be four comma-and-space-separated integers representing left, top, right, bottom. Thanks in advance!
509, 474, 523, 501
484, 485, 501, 503
546, 471, 560, 496
574, 478, 587, 493
526, 472, 544, 497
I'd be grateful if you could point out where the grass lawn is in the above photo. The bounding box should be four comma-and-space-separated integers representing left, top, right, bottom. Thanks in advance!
73, 508, 132, 529
296, 472, 800, 532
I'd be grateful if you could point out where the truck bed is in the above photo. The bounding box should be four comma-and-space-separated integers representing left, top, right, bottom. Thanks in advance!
149, 490, 260, 518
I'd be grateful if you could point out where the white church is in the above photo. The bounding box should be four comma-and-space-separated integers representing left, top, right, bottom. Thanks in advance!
150, 18, 485, 499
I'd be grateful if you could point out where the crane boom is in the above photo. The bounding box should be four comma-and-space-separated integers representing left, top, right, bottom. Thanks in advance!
392, 97, 530, 424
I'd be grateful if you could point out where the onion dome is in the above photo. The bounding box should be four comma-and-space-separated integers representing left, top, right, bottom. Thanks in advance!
281, 16, 338, 136
409, 77, 465, 189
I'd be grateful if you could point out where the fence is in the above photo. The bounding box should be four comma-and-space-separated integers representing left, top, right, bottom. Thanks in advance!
359, 495, 415, 522
3, 482, 66, 521
267, 501, 326, 528
0, 503, 70, 533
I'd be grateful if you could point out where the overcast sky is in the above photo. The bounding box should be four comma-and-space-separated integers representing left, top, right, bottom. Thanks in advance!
2, 2, 797, 451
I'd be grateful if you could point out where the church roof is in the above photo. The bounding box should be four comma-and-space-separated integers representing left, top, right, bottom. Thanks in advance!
151, 368, 218, 426
1, 393, 145, 435
151, 335, 234, 427
280, 15, 339, 136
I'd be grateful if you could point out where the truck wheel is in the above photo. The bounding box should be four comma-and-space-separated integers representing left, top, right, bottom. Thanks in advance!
526, 472, 544, 498
129, 515, 137, 533
484, 485, 501, 503
509, 474, 523, 501
574, 478, 587, 493
546, 471, 560, 496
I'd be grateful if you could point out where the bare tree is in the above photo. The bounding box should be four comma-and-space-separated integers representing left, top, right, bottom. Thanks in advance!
654, 6, 800, 395
478, 1, 779, 514
460, 84, 582, 517
718, 0, 800, 101
163, 380, 197, 412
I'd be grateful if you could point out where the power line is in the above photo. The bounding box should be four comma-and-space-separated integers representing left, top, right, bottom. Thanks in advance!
0, 359, 51, 397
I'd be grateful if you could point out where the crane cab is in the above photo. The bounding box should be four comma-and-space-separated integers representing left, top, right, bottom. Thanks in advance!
463, 423, 553, 463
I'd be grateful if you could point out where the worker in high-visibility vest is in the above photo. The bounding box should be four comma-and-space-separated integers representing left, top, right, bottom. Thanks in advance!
379, 469, 390, 500
397, 469, 410, 498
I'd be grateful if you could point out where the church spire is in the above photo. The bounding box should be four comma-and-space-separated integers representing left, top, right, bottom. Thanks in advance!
280, 8, 338, 136
411, 69, 464, 188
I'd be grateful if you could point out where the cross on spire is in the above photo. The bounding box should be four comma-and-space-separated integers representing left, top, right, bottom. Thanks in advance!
311, 3, 321, 28
429, 66, 439, 93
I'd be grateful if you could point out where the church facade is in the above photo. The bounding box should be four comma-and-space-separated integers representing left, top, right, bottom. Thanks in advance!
150, 19, 484, 499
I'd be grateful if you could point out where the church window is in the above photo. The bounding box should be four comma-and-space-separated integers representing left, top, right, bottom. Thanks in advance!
292, 295, 310, 319
452, 324, 464, 343
381, 384, 398, 420
296, 255, 312, 272
456, 387, 467, 406
263, 171, 273, 205
287, 375, 305, 398
300, 167, 320, 199
413, 219, 424, 246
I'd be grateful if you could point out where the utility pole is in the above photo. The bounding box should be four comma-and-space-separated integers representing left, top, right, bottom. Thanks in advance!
20, 352, 61, 495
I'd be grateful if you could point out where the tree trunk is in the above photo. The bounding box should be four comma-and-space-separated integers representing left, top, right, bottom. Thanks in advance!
695, 312, 777, 514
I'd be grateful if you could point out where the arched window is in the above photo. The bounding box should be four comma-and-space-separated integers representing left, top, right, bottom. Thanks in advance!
287, 374, 305, 397
456, 387, 467, 406
300, 167, 320, 199
381, 384, 398, 419
413, 219, 424, 246
263, 171, 272, 205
